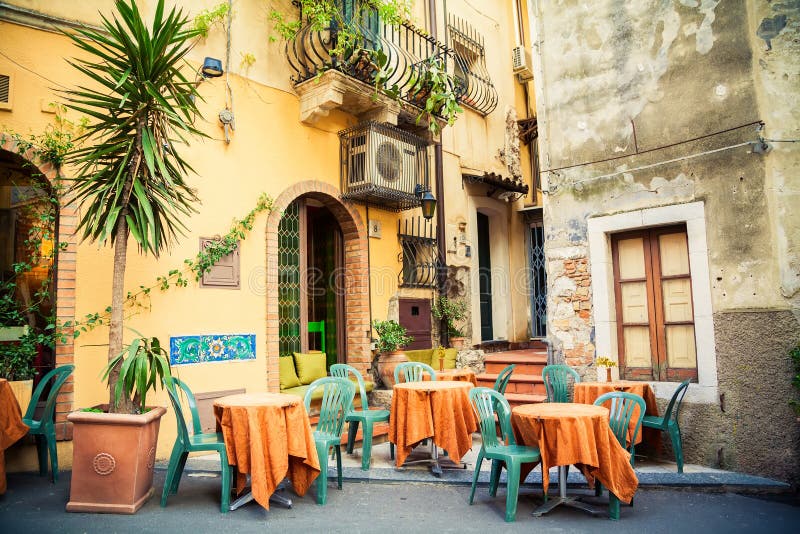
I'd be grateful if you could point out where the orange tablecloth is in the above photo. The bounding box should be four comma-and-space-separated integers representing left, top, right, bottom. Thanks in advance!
0, 379, 29, 494
389, 381, 477, 467
434, 369, 478, 387
512, 403, 638, 503
574, 381, 659, 446
214, 392, 320, 510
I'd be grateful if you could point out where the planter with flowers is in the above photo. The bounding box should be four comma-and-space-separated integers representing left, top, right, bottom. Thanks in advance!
595, 356, 617, 382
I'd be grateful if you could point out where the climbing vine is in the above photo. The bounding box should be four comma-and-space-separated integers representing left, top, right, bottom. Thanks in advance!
60, 194, 274, 341
193, 3, 230, 38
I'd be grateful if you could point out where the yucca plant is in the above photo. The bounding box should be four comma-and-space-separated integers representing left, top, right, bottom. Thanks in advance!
63, 0, 203, 413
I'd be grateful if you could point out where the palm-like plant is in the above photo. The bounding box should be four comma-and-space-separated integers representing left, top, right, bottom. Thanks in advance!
63, 0, 204, 413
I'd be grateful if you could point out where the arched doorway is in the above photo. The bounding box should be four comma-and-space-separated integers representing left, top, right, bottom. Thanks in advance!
265, 181, 370, 391
0, 141, 76, 439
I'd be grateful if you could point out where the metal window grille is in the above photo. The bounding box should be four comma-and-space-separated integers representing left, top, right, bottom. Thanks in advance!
278, 200, 302, 357
528, 222, 547, 337
398, 216, 438, 288
446, 14, 498, 116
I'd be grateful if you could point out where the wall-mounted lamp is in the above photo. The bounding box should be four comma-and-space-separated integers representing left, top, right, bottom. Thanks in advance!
414, 184, 437, 220
201, 57, 224, 78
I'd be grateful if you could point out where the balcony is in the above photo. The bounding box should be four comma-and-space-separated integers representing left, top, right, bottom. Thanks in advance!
286, 8, 496, 125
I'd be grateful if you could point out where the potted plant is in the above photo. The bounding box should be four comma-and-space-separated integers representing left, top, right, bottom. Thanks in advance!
61, 0, 204, 514
372, 319, 413, 388
0, 326, 37, 410
595, 356, 617, 382
407, 56, 463, 134
66, 333, 172, 513
432, 296, 468, 349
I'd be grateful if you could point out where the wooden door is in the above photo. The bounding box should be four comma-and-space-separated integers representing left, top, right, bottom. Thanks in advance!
399, 298, 432, 350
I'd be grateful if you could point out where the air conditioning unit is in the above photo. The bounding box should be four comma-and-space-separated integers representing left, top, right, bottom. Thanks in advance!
340, 121, 429, 210
511, 45, 534, 82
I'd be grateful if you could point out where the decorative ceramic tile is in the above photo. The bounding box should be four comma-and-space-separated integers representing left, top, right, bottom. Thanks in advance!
169, 334, 256, 365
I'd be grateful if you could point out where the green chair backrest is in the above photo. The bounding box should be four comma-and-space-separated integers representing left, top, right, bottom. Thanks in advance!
493, 364, 515, 394
308, 320, 326, 354
542, 364, 580, 403
330, 363, 369, 410
394, 361, 436, 384
24, 365, 74, 422
164, 377, 201, 446
469, 387, 516, 449
594, 391, 646, 450
662, 379, 691, 426
304, 377, 355, 437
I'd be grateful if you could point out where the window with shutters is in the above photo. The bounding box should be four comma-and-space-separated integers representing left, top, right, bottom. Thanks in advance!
611, 225, 697, 382
0, 73, 12, 110
199, 237, 240, 289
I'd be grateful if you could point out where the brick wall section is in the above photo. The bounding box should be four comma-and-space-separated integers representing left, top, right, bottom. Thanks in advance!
550, 256, 595, 367
1, 139, 77, 440
265, 181, 371, 391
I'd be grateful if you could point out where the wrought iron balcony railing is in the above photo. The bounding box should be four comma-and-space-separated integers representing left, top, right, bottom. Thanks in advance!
286, 10, 497, 117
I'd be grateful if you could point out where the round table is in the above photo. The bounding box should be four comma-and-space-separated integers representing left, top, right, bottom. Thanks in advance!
573, 381, 659, 446
434, 369, 478, 386
0, 379, 29, 494
214, 392, 319, 510
512, 403, 639, 515
389, 381, 477, 476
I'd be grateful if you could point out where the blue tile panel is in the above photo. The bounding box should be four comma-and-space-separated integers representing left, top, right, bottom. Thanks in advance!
169, 334, 256, 365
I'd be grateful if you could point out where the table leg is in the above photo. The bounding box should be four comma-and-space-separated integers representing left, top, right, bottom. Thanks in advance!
531, 466, 605, 518
229, 478, 293, 512
430, 441, 442, 477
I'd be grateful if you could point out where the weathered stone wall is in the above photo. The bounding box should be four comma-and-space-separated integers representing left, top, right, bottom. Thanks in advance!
531, 0, 800, 482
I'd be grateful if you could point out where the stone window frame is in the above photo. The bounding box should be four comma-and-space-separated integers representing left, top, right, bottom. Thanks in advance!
588, 201, 718, 404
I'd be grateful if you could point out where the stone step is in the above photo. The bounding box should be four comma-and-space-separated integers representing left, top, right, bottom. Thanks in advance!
476, 373, 546, 395
483, 350, 547, 374
504, 392, 547, 408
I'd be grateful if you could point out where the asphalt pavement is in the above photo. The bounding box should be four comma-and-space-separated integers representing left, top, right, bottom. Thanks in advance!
1, 468, 798, 534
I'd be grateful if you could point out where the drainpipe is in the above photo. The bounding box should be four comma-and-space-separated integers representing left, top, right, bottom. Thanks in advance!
427, 0, 448, 348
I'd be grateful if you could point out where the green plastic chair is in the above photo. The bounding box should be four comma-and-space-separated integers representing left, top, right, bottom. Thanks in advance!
304, 376, 355, 505
308, 320, 325, 353
468, 387, 541, 522
394, 361, 436, 384
642, 379, 690, 473
22, 364, 74, 483
542, 364, 580, 403
493, 364, 515, 394
161, 377, 232, 513
330, 364, 394, 471
593, 391, 646, 520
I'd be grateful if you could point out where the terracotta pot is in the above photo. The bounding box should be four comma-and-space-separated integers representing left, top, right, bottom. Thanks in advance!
449, 337, 466, 350
8, 379, 33, 412
376, 351, 408, 388
66, 405, 167, 514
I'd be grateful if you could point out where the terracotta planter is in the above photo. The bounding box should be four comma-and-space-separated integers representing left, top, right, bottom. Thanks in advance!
376, 351, 408, 388
66, 405, 167, 514
8, 379, 33, 412
449, 337, 466, 350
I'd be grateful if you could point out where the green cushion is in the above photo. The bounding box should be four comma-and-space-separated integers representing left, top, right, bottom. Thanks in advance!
403, 348, 457, 370
293, 352, 327, 385
279, 356, 301, 390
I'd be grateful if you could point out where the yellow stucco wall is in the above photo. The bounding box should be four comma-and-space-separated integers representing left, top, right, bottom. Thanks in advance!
0, 0, 536, 464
